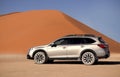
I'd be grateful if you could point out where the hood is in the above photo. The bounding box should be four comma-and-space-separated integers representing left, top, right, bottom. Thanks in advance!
33, 45, 48, 49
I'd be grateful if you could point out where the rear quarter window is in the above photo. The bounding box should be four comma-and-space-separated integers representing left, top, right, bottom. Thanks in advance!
83, 38, 96, 44
98, 37, 105, 43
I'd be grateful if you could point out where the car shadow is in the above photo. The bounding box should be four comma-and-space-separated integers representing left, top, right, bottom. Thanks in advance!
96, 61, 120, 65
48, 61, 82, 64
47, 61, 120, 65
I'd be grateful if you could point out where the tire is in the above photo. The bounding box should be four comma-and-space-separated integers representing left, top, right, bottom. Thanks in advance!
34, 52, 47, 64
81, 52, 98, 65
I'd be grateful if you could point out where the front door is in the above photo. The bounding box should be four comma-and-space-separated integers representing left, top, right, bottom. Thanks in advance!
47, 38, 68, 58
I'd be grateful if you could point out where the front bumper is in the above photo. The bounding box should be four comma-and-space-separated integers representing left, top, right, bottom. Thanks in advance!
27, 54, 33, 59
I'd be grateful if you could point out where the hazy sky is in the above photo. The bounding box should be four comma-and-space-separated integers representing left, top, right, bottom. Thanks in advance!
0, 0, 120, 42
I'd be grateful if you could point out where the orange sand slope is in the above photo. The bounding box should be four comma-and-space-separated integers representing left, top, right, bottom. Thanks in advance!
0, 10, 119, 54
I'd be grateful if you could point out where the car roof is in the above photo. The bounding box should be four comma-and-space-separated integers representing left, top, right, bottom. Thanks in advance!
63, 34, 99, 38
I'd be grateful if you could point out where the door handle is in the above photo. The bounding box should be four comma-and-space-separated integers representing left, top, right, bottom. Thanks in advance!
63, 47, 66, 49
81, 45, 84, 48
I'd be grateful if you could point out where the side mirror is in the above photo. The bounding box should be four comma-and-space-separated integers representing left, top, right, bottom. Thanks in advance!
51, 43, 57, 47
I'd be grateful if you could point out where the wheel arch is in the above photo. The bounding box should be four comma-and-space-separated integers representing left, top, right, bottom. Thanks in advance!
32, 49, 48, 59
80, 49, 97, 60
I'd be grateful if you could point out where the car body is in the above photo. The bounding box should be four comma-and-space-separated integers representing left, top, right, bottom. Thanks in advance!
27, 34, 110, 65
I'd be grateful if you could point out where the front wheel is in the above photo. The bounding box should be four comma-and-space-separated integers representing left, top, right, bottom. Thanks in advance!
34, 52, 47, 64
81, 52, 98, 65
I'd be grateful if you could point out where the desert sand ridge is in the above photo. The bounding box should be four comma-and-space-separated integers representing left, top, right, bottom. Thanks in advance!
62, 13, 120, 53
0, 12, 20, 17
0, 10, 119, 54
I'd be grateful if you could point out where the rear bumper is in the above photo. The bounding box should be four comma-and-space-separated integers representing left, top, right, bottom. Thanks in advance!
99, 51, 110, 58
104, 52, 110, 58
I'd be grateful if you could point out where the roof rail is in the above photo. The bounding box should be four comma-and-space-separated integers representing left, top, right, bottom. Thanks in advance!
65, 34, 96, 37
83, 34, 96, 37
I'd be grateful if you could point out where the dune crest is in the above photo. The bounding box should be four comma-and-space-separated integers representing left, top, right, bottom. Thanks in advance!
0, 10, 119, 54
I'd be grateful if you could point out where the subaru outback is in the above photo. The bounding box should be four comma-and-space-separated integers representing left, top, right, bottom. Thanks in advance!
27, 34, 110, 65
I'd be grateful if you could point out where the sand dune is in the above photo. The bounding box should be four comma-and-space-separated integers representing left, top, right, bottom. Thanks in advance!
0, 12, 20, 17
0, 10, 119, 54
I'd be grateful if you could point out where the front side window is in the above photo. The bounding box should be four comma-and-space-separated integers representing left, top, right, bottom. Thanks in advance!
54, 38, 68, 45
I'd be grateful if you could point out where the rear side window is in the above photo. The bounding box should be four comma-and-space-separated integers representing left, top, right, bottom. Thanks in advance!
83, 38, 96, 44
67, 38, 82, 44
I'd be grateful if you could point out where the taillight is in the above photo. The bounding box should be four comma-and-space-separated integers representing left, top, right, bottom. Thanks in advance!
98, 44, 106, 48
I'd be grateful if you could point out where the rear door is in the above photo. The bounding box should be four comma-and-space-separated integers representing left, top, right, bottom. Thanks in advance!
65, 38, 83, 58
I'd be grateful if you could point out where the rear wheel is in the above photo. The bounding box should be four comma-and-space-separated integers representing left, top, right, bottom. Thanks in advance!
34, 52, 47, 64
81, 52, 98, 65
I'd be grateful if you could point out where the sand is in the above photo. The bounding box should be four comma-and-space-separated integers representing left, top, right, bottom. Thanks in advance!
0, 53, 120, 77
0, 10, 120, 54
0, 10, 120, 77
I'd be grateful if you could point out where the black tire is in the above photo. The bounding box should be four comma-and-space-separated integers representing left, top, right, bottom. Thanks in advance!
34, 52, 47, 64
81, 52, 98, 65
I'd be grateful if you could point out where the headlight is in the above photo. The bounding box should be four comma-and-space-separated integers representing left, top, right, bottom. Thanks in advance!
28, 48, 33, 54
